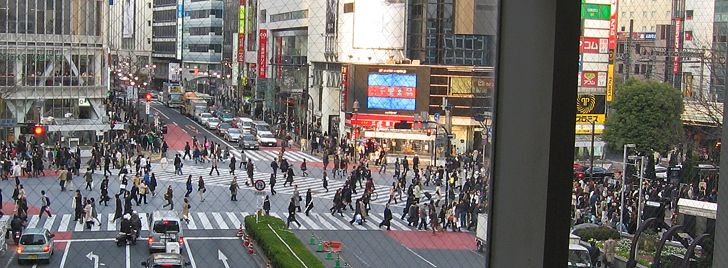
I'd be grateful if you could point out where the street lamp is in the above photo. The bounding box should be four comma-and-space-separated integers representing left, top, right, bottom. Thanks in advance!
620, 143, 636, 231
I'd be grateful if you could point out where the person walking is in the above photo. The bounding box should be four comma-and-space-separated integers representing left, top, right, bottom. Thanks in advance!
174, 154, 183, 175
58, 168, 68, 191
149, 173, 158, 197
286, 197, 301, 228
123, 192, 133, 215
270, 158, 279, 177
263, 195, 271, 216
197, 176, 206, 202
184, 175, 193, 197
246, 161, 255, 186
229, 156, 236, 175
183, 142, 191, 160
73, 190, 83, 223
130, 182, 140, 206
84, 168, 93, 191
209, 156, 220, 176
84, 200, 94, 229
113, 194, 123, 222
379, 204, 393, 230
349, 199, 364, 225
417, 204, 429, 230
322, 171, 329, 192
39, 190, 52, 218
163, 186, 174, 210
100, 176, 110, 206
230, 177, 240, 201
284, 167, 295, 187
138, 181, 148, 205
292, 185, 301, 212
181, 198, 191, 224
300, 159, 308, 177
269, 174, 277, 195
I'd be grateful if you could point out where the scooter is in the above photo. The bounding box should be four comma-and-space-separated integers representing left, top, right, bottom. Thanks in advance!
12, 230, 21, 245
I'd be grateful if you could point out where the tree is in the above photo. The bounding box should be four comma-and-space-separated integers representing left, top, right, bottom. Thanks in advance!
604, 79, 684, 155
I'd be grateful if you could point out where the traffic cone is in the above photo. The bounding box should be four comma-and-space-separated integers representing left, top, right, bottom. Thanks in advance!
309, 233, 316, 245
334, 253, 341, 268
316, 241, 323, 252
244, 236, 250, 247
247, 243, 254, 254
236, 224, 245, 237
325, 249, 333, 260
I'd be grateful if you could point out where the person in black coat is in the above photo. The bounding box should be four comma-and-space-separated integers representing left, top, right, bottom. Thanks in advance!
269, 174, 277, 195
284, 167, 294, 187
100, 176, 109, 206
149, 173, 158, 196
123, 192, 133, 215
113, 194, 123, 222
263, 195, 271, 216
286, 197, 301, 228
73, 191, 83, 222
379, 204, 393, 230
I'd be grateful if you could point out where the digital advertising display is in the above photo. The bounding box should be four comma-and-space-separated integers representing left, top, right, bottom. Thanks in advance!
366, 71, 417, 111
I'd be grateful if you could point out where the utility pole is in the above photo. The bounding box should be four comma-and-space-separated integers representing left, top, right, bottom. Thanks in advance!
443, 97, 453, 205
636, 155, 646, 228
624, 19, 634, 81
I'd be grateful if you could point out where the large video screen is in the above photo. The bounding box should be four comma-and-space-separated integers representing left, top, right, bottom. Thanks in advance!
366, 73, 417, 111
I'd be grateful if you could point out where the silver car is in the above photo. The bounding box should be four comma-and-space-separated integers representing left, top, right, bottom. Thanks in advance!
225, 128, 243, 142
206, 118, 221, 130
17, 228, 55, 264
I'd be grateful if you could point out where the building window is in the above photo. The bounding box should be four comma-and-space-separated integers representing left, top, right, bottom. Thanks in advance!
618, 63, 623, 74
344, 3, 354, 13
269, 9, 308, 23
685, 31, 693, 41
634, 64, 640, 74
686, 10, 693, 20
260, 9, 266, 23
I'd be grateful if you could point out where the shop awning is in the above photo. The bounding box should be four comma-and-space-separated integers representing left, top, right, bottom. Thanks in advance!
364, 130, 435, 141
682, 100, 722, 127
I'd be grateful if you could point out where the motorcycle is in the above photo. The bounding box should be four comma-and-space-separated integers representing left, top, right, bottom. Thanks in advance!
115, 229, 137, 246
12, 230, 21, 245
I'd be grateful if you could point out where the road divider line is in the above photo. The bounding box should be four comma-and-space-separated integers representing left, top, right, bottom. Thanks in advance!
126, 244, 131, 268
59, 240, 71, 268
184, 236, 197, 268
405, 247, 437, 267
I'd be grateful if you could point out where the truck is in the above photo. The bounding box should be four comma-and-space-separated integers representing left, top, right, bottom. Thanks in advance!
163, 83, 184, 108
180, 92, 211, 117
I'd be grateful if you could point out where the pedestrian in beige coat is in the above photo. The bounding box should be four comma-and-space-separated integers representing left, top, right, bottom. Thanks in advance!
181, 198, 190, 224
604, 236, 617, 267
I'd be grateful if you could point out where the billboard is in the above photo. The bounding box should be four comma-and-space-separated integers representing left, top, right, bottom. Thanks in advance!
123, 0, 135, 38
353, 0, 405, 49
580, 37, 608, 53
673, 18, 683, 75
257, 29, 268, 79
576, 94, 606, 114
348, 64, 430, 115
325, 0, 338, 34
238, 1, 246, 62
581, 3, 610, 20
176, 0, 183, 59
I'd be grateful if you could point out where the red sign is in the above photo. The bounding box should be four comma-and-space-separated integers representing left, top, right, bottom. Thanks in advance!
257, 29, 268, 79
608, 0, 618, 49
367, 86, 416, 98
673, 18, 682, 75
237, 34, 245, 62
580, 37, 606, 53
580, 71, 599, 87
346, 113, 414, 129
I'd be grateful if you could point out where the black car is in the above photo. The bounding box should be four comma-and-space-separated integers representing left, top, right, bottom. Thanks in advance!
574, 166, 613, 180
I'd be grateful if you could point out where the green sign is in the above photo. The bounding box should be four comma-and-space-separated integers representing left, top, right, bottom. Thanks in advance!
581, 3, 610, 20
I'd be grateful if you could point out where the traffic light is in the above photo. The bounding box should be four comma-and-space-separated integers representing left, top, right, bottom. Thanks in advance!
426, 129, 432, 136
33, 125, 47, 136
145, 93, 153, 101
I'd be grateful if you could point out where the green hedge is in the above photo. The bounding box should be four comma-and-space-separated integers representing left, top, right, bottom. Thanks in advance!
573, 226, 620, 242
244, 214, 325, 268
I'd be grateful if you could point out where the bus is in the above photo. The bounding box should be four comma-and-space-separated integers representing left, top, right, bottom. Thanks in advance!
163, 83, 184, 108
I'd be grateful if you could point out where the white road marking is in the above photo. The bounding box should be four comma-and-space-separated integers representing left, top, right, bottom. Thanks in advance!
184, 237, 198, 268
91, 214, 101, 231
197, 212, 213, 229
321, 213, 352, 230
26, 215, 40, 228
107, 213, 116, 231
226, 212, 241, 230
57, 214, 71, 232
297, 213, 320, 230
59, 241, 71, 268
125, 244, 131, 268
211, 212, 229, 229
43, 215, 57, 231
405, 247, 437, 267
185, 213, 198, 230
313, 214, 336, 230
74, 219, 85, 232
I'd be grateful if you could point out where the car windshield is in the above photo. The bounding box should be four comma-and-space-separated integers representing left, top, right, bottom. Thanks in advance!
228, 128, 241, 134
219, 123, 230, 129
20, 234, 46, 245
255, 125, 270, 132
260, 133, 274, 138
243, 135, 256, 141
242, 121, 252, 128
153, 221, 180, 233
200, 113, 212, 118
208, 118, 220, 123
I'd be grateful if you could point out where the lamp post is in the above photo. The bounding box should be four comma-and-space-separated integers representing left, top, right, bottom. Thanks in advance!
620, 143, 636, 230
352, 99, 360, 160
637, 155, 646, 229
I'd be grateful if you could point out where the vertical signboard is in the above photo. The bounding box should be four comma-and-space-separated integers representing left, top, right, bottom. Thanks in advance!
276, 37, 282, 79
325, 0, 338, 34
341, 65, 349, 112
238, 0, 246, 62
232, 35, 239, 86
176, 0, 183, 59
257, 29, 268, 79
606, 0, 617, 102
673, 17, 683, 75
247, 0, 257, 51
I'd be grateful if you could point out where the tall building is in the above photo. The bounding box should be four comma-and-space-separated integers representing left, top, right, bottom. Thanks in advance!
0, 0, 109, 143
151, 0, 181, 85
109, 0, 154, 67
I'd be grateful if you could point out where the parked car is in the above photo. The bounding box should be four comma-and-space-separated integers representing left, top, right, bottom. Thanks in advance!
257, 132, 277, 147
205, 118, 221, 130
141, 253, 191, 267
225, 128, 243, 142
17, 228, 55, 264
239, 133, 260, 149
216, 122, 232, 136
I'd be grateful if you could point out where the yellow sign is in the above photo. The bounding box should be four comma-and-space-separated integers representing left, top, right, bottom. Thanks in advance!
606, 63, 614, 102
576, 114, 605, 124
575, 123, 605, 134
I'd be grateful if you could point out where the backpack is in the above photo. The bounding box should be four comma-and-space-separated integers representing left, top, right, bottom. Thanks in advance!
46, 197, 51, 206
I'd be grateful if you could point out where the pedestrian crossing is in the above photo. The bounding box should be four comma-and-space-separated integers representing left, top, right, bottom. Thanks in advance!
0, 211, 420, 232
153, 167, 400, 207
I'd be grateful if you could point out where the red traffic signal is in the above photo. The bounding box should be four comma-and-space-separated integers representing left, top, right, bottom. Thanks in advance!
426, 129, 432, 136
145, 93, 153, 101
33, 126, 46, 136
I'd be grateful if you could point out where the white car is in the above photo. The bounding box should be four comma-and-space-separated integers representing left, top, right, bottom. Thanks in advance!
236, 117, 254, 131
257, 132, 278, 147
198, 113, 214, 125
655, 165, 667, 179
225, 128, 243, 142
205, 118, 221, 130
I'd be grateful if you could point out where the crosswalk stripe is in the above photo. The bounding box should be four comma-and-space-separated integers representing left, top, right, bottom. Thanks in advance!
58, 214, 71, 232
185, 214, 197, 230
361, 214, 381, 229
283, 152, 304, 162
74, 219, 84, 232
107, 213, 116, 231
91, 215, 102, 231
390, 213, 411, 230
43, 215, 57, 231
197, 212, 213, 229
227, 212, 241, 229
139, 213, 150, 231
211, 212, 229, 229
245, 151, 266, 161
320, 213, 352, 230
26, 215, 40, 229
366, 214, 386, 230
297, 213, 320, 230
311, 213, 336, 230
